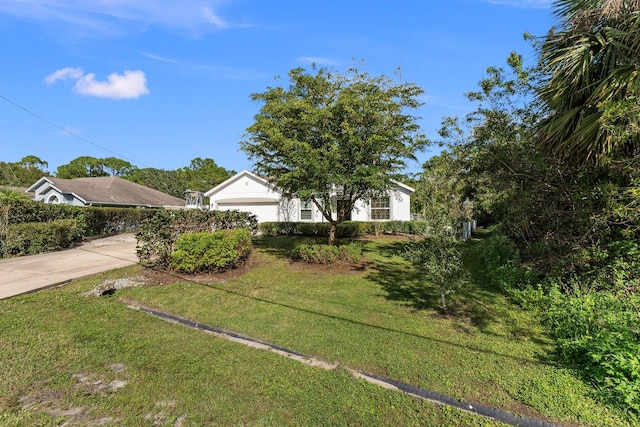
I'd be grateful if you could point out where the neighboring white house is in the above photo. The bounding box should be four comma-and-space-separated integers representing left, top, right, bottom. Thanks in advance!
27, 176, 186, 209
204, 170, 414, 223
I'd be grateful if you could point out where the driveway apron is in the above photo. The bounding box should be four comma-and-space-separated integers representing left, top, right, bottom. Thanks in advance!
0, 236, 138, 300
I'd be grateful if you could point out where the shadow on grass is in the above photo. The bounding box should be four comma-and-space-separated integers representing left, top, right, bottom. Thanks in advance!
252, 236, 298, 259
365, 232, 550, 348
138, 266, 546, 366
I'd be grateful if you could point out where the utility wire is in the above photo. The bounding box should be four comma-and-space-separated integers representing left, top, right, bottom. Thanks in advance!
0, 94, 151, 168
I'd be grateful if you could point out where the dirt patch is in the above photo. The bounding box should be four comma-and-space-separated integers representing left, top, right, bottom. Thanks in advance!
137, 251, 268, 285
19, 364, 127, 425
83, 276, 149, 297
138, 250, 368, 286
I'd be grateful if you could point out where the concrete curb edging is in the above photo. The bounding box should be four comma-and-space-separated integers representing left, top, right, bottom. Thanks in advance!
130, 304, 562, 427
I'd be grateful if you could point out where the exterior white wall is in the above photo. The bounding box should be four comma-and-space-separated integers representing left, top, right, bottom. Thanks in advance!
208, 172, 282, 223
276, 190, 411, 223
390, 187, 412, 221
206, 171, 414, 223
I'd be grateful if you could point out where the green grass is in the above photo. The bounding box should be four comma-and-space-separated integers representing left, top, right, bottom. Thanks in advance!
0, 232, 632, 426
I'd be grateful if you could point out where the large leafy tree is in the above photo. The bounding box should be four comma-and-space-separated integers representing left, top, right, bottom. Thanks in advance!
538, 0, 640, 165
177, 157, 234, 192
127, 168, 186, 198
102, 157, 136, 177
241, 66, 427, 244
56, 156, 111, 178
0, 155, 49, 187
411, 152, 468, 225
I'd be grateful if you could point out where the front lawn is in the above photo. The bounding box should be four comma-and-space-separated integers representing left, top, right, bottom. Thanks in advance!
0, 233, 631, 426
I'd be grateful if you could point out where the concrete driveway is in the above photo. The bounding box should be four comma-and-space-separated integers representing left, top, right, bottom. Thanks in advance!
0, 234, 138, 300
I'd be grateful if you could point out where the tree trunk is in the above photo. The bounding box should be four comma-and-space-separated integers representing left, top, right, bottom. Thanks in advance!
328, 221, 337, 246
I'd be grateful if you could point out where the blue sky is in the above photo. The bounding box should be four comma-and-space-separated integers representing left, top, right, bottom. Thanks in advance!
0, 0, 554, 175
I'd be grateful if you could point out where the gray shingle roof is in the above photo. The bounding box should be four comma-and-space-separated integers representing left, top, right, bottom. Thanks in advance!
45, 176, 185, 207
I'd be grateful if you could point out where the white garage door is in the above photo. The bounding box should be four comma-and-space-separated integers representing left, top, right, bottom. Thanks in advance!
217, 202, 279, 223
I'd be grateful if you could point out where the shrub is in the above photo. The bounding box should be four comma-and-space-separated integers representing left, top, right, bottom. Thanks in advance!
137, 209, 257, 268
2, 219, 81, 257
401, 231, 469, 312
259, 222, 280, 237
291, 240, 362, 264
256, 221, 427, 238
483, 233, 537, 292
542, 289, 640, 414
82, 207, 156, 236
170, 228, 252, 273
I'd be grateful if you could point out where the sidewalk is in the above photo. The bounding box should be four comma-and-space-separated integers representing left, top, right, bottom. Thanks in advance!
0, 234, 138, 300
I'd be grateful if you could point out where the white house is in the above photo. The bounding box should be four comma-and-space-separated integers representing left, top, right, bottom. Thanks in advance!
204, 170, 414, 223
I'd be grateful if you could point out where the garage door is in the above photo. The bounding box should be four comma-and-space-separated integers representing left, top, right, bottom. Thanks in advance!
217, 202, 279, 223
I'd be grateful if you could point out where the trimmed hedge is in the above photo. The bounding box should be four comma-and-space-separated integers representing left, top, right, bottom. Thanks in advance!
291, 240, 363, 264
171, 228, 252, 273
0, 197, 163, 258
136, 209, 258, 268
1, 219, 81, 257
2, 198, 158, 235
259, 220, 428, 237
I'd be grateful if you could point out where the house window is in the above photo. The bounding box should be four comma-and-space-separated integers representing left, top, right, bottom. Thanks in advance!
370, 197, 390, 220
300, 200, 313, 220
47, 195, 60, 204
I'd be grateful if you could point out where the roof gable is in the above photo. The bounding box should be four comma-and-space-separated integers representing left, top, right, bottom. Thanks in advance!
205, 170, 414, 198
204, 170, 280, 198
29, 176, 185, 207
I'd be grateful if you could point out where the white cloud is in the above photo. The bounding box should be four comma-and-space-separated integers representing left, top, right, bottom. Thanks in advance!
45, 67, 84, 85
76, 70, 149, 99
486, 0, 551, 8
46, 68, 150, 99
0, 0, 234, 37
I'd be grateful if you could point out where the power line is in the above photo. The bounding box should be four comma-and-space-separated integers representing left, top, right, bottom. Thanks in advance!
0, 94, 151, 168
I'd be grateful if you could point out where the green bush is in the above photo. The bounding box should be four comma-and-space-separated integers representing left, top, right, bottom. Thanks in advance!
137, 209, 258, 268
291, 240, 362, 264
2, 219, 81, 257
259, 222, 280, 237
1, 196, 158, 236
400, 230, 469, 312
170, 228, 252, 273
82, 207, 156, 236
543, 288, 640, 414
257, 221, 427, 238
483, 233, 537, 292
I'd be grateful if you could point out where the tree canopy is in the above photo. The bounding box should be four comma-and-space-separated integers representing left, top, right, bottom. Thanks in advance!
241, 65, 427, 244
0, 156, 49, 187
537, 0, 640, 165
55, 156, 112, 179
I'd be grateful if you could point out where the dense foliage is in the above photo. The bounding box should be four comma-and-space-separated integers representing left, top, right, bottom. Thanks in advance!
1, 219, 81, 257
136, 209, 258, 268
170, 228, 252, 273
0, 156, 48, 187
258, 220, 428, 238
291, 239, 363, 264
0, 191, 158, 258
424, 0, 640, 414
401, 225, 469, 311
0, 155, 233, 200
241, 65, 426, 244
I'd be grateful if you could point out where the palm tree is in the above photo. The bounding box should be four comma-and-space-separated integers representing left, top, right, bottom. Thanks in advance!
537, 0, 640, 165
